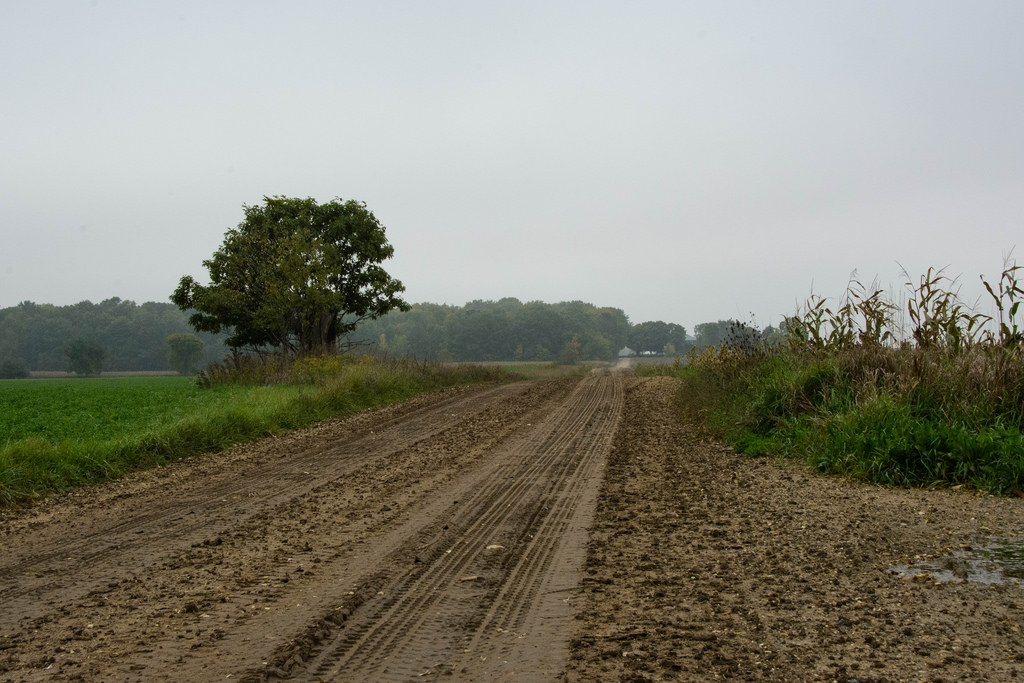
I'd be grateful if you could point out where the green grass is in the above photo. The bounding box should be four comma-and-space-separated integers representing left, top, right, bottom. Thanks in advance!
674, 346, 1024, 494
672, 291, 1024, 495
662, 260, 1024, 495
0, 358, 508, 507
1, 377, 248, 443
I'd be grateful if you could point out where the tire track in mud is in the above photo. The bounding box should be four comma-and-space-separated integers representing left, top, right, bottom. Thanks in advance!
270, 373, 625, 682
0, 383, 530, 633
450, 378, 622, 678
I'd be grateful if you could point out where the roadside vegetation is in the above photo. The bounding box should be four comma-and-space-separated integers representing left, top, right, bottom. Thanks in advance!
648, 263, 1024, 494
0, 355, 508, 507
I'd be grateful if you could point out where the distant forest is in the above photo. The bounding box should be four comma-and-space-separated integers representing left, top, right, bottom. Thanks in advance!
0, 299, 228, 374
354, 299, 691, 362
0, 297, 744, 375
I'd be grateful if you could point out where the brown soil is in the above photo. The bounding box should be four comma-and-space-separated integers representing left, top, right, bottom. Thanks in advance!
569, 377, 1024, 683
1, 372, 1022, 682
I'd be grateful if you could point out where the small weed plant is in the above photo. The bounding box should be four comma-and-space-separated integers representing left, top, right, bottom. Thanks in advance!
677, 261, 1024, 494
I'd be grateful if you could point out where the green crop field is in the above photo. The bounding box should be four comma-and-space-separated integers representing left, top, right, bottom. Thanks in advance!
0, 358, 509, 506
1, 376, 248, 443
0, 376, 307, 506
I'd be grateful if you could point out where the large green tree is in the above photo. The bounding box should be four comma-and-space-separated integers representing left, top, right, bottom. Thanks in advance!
172, 196, 409, 355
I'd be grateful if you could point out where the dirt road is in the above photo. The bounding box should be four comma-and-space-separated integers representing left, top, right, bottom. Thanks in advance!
0, 374, 623, 682
2, 372, 1023, 682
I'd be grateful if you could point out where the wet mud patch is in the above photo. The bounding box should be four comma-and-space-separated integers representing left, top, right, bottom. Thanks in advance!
893, 534, 1024, 586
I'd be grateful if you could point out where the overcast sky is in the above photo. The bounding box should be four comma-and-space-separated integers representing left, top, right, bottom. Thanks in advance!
2, 1, 1023, 331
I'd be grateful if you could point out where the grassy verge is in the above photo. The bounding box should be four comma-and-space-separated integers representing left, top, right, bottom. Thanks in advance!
0, 356, 508, 507
661, 265, 1024, 495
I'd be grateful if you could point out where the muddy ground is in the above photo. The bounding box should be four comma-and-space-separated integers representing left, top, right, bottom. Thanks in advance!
1, 371, 1022, 681
569, 377, 1024, 683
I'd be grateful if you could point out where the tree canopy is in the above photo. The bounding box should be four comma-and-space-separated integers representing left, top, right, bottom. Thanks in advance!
172, 196, 409, 355
694, 319, 737, 348
628, 320, 689, 355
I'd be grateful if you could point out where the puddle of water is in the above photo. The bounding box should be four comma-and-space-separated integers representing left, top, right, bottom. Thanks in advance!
891, 534, 1024, 586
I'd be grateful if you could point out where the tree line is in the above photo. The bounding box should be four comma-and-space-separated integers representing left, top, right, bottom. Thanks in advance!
353, 299, 693, 362
0, 296, 710, 375
0, 296, 767, 377
164, 196, 699, 365
0, 298, 227, 376
0, 197, 765, 377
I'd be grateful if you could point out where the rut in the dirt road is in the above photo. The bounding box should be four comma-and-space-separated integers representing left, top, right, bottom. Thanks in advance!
262, 373, 623, 682
0, 374, 626, 683
0, 384, 526, 625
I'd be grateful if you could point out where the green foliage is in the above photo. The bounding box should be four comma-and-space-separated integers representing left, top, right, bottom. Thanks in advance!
981, 258, 1024, 349
64, 338, 105, 376
356, 298, 685, 363
0, 376, 216, 444
780, 277, 898, 354
172, 196, 409, 355
675, 260, 1024, 495
693, 320, 735, 348
903, 266, 989, 352
810, 395, 1024, 491
629, 320, 689, 354
166, 333, 205, 375
0, 298, 228, 372
0, 358, 28, 379
0, 358, 507, 506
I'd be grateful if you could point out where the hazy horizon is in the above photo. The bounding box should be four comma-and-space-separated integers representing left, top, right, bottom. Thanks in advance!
3, 2, 1022, 332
